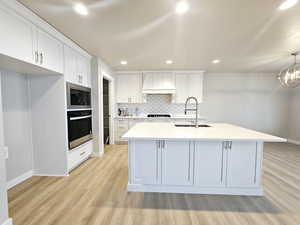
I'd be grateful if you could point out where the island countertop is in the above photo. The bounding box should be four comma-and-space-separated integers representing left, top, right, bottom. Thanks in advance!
122, 122, 286, 142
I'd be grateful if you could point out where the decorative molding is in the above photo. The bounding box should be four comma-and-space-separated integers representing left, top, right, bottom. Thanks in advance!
7, 170, 33, 189
1, 218, 13, 225
288, 139, 300, 146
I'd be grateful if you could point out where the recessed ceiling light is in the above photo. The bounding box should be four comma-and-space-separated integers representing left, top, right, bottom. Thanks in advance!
176, 1, 189, 15
120, 60, 128, 65
279, 0, 298, 10
166, 60, 173, 64
212, 59, 221, 64
74, 3, 88, 16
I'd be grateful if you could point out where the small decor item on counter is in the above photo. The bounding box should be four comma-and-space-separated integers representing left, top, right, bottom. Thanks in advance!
118, 107, 129, 116
278, 52, 300, 88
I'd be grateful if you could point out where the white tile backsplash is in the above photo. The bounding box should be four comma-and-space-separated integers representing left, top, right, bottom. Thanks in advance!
117, 94, 191, 115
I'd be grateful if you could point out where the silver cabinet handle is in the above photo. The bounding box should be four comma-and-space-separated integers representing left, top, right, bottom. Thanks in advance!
40, 52, 43, 65
80, 151, 86, 156
35, 51, 39, 63
229, 141, 232, 149
221, 146, 224, 182
70, 115, 92, 121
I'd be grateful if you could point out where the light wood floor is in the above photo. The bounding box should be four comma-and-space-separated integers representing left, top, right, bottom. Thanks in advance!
8, 143, 300, 225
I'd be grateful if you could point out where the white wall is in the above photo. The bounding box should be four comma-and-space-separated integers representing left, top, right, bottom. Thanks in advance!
30, 75, 68, 176
92, 58, 115, 156
0, 73, 9, 225
201, 73, 290, 137
288, 88, 300, 143
1, 71, 33, 181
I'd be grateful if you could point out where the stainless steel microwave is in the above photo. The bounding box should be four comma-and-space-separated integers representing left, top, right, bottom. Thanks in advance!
66, 82, 91, 109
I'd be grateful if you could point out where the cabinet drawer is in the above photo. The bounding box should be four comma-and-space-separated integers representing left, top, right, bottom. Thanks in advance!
68, 140, 93, 171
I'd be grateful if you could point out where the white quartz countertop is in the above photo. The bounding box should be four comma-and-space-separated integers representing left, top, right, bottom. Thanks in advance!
122, 122, 287, 142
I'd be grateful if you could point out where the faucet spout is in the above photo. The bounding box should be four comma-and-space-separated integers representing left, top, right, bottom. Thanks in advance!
184, 97, 199, 128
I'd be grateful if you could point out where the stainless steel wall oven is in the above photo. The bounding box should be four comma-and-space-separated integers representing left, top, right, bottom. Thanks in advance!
67, 110, 92, 149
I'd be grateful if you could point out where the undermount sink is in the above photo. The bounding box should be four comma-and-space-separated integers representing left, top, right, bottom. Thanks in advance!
175, 124, 211, 128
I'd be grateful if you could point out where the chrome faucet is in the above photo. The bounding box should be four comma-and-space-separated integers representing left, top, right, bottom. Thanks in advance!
184, 97, 199, 128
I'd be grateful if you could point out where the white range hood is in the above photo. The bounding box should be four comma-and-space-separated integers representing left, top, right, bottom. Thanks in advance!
142, 72, 176, 95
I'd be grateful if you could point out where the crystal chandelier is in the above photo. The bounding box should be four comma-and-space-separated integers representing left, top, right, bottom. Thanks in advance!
278, 52, 300, 88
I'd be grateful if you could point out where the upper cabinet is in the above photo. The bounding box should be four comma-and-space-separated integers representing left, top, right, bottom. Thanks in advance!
116, 72, 142, 103
175, 72, 203, 103
0, 6, 34, 65
36, 29, 63, 74
64, 45, 91, 87
142, 72, 176, 93
0, 2, 91, 78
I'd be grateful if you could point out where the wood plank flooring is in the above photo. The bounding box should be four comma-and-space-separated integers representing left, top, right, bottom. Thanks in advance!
8, 143, 300, 225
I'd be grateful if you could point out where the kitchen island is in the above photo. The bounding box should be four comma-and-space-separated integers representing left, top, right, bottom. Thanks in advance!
123, 123, 286, 196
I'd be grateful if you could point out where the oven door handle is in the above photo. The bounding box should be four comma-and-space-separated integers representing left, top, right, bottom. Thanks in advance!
70, 115, 92, 121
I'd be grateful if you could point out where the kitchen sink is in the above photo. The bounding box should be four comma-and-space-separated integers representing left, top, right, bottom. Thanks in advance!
175, 124, 211, 128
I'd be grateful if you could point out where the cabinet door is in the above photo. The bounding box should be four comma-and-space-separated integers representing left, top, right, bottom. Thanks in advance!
175, 73, 203, 103
132, 140, 160, 184
37, 29, 63, 73
162, 141, 193, 186
0, 7, 34, 64
194, 142, 226, 187
77, 54, 89, 87
227, 142, 258, 188
64, 45, 78, 84
116, 73, 142, 103
116, 75, 130, 103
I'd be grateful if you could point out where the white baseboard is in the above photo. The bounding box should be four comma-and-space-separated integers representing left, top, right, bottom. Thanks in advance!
34, 173, 69, 177
1, 218, 12, 225
7, 170, 33, 189
288, 139, 300, 146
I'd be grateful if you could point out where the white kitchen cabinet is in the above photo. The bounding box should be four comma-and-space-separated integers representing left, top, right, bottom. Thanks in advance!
68, 140, 93, 171
115, 118, 129, 142
142, 72, 176, 91
175, 72, 203, 103
64, 45, 91, 87
0, 6, 34, 64
194, 141, 226, 187
64, 45, 77, 84
227, 141, 259, 188
131, 140, 160, 185
162, 141, 193, 186
116, 73, 142, 103
0, 5, 64, 74
37, 29, 63, 74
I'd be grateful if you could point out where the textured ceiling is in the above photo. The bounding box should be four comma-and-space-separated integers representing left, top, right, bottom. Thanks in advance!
18, 0, 300, 72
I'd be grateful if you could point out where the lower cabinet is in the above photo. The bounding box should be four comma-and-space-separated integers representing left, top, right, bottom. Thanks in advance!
162, 141, 193, 186
194, 141, 226, 187
131, 140, 160, 185
129, 140, 261, 190
227, 141, 259, 188
68, 140, 93, 172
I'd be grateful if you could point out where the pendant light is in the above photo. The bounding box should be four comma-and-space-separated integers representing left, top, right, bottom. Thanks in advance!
278, 52, 300, 88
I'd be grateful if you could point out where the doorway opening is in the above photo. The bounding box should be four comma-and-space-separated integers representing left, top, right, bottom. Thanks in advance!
103, 78, 110, 145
